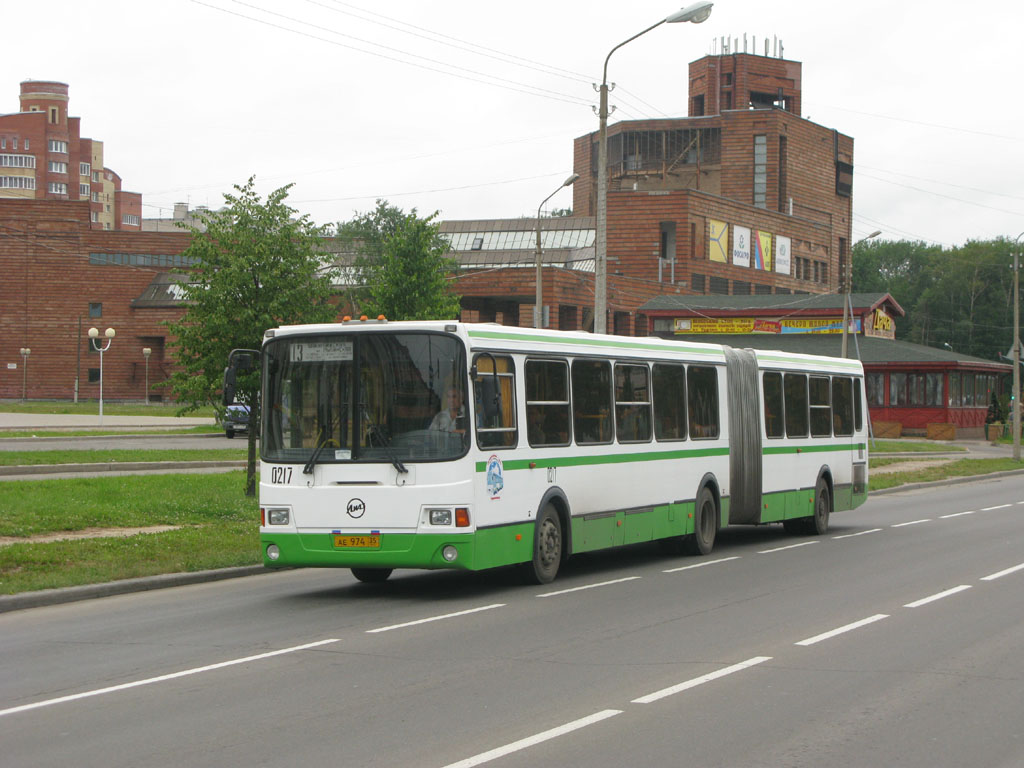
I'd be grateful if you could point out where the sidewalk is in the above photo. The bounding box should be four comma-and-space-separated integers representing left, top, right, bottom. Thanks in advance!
0, 411, 215, 431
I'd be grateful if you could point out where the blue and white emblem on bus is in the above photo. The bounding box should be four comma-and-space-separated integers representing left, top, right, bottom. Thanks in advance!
485, 455, 504, 499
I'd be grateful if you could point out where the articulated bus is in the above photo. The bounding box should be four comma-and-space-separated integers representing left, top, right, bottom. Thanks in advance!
239, 320, 869, 584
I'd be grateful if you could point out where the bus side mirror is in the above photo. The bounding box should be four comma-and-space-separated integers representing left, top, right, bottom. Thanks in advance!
223, 349, 260, 406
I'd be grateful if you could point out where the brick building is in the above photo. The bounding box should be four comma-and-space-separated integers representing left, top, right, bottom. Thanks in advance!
0, 80, 141, 232
443, 50, 853, 332
0, 200, 190, 401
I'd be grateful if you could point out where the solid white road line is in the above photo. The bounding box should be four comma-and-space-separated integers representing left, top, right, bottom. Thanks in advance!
757, 541, 819, 554
940, 511, 975, 519
440, 709, 623, 768
981, 562, 1024, 581
903, 585, 972, 608
832, 528, 883, 539
795, 614, 889, 646
367, 603, 505, 633
537, 576, 641, 598
0, 638, 339, 718
892, 519, 931, 528
981, 504, 1012, 511
631, 657, 773, 704
663, 556, 740, 573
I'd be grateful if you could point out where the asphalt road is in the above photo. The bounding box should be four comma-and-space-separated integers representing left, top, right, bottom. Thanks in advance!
1, 476, 1023, 768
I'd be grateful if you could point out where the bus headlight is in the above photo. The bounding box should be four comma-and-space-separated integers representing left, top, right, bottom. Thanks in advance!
267, 508, 290, 525
429, 508, 452, 526
442, 545, 458, 562
267, 544, 281, 561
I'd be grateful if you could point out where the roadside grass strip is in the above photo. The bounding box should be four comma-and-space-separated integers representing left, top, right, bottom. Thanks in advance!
903, 585, 972, 608
537, 576, 641, 598
440, 709, 623, 768
0, 639, 339, 718
366, 604, 505, 634
795, 614, 890, 646
631, 656, 773, 704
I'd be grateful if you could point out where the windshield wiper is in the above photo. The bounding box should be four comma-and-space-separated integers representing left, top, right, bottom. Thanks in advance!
361, 404, 408, 474
303, 431, 330, 475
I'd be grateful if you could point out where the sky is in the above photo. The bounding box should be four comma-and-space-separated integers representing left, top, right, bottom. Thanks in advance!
6, 0, 1023, 249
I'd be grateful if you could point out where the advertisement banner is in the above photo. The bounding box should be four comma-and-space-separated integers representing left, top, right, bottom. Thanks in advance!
674, 316, 862, 335
732, 226, 751, 268
709, 220, 728, 263
775, 235, 791, 275
753, 231, 772, 271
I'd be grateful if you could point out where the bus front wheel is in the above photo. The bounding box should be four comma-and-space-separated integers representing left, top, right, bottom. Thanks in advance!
351, 567, 392, 583
522, 503, 562, 584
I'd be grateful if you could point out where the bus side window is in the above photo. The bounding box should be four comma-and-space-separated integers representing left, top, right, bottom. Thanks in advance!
615, 363, 652, 443
809, 376, 831, 437
572, 359, 613, 444
784, 373, 808, 437
653, 363, 687, 441
763, 371, 784, 438
832, 376, 854, 437
525, 359, 570, 447
474, 354, 517, 449
687, 365, 719, 439
854, 378, 864, 432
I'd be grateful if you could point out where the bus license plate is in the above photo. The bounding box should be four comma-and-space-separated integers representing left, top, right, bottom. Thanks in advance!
333, 534, 380, 549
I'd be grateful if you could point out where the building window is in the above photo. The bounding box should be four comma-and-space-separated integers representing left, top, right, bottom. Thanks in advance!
91, 192, 99, 202
89, 302, 102, 318
122, 214, 140, 226
92, 171, 99, 182
24, 138, 29, 150
0, 176, 37, 190
48, 161, 68, 174
866, 372, 884, 406
0, 154, 36, 168
12, 138, 17, 150
48, 139, 68, 153
88, 368, 100, 383
47, 182, 68, 194
90, 211, 98, 223
80, 183, 89, 196
49, 107, 59, 125
80, 162, 90, 176
0, 137, 5, 149
753, 135, 768, 208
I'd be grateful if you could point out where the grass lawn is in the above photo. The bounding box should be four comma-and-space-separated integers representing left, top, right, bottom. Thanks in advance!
0, 472, 258, 594
870, 439, 966, 453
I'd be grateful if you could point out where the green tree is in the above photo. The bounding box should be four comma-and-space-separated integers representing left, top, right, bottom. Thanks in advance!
167, 177, 337, 495
340, 202, 461, 321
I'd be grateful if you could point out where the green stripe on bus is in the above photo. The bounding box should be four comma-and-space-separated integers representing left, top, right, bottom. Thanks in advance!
762, 442, 867, 456
475, 446, 730, 472
466, 329, 722, 357
754, 352, 863, 370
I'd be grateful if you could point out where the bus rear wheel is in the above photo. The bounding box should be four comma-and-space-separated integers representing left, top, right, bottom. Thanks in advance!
522, 503, 562, 584
809, 478, 831, 535
686, 486, 717, 556
351, 567, 392, 583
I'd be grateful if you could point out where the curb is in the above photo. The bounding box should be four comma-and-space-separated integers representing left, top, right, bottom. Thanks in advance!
0, 566, 270, 613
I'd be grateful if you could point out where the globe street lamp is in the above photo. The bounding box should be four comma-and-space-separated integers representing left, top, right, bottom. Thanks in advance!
19, 348, 30, 401
142, 347, 152, 406
535, 173, 579, 328
841, 229, 882, 358
594, 2, 713, 334
89, 327, 115, 425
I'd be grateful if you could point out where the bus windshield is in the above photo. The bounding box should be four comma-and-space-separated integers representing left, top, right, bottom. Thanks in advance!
262, 331, 469, 464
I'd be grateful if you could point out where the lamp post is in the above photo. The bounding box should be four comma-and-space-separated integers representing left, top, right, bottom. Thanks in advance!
88, 327, 115, 425
19, 348, 30, 401
1013, 232, 1023, 461
841, 229, 882, 358
535, 173, 580, 329
142, 347, 152, 406
594, 1, 713, 335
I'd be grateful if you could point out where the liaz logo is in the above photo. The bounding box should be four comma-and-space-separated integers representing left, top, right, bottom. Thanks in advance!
346, 498, 366, 519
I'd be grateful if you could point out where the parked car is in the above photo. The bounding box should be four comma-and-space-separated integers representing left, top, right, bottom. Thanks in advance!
222, 404, 250, 439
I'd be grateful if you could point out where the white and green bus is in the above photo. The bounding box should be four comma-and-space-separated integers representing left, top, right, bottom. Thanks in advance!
242, 320, 868, 584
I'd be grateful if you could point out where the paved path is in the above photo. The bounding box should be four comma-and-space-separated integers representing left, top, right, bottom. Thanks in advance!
0, 412, 214, 431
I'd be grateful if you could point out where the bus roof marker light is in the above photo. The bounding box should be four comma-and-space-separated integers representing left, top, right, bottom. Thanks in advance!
360, 315, 368, 321
378, 315, 387, 321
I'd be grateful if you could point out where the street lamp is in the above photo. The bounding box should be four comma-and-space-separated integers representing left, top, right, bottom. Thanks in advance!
536, 173, 580, 328
88, 327, 115, 425
142, 347, 152, 406
594, 2, 713, 335
1013, 232, 1023, 461
841, 229, 882, 358
19, 348, 30, 401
